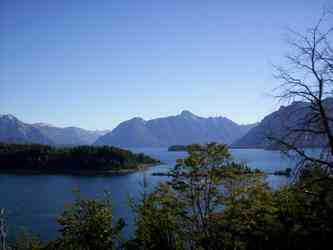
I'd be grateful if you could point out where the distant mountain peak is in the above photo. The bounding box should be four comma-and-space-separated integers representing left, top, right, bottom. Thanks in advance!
132, 116, 145, 120
33, 122, 53, 127
233, 99, 333, 149
95, 111, 253, 147
0, 114, 53, 145
127, 117, 146, 124
0, 114, 18, 121
180, 110, 198, 119
32, 124, 109, 145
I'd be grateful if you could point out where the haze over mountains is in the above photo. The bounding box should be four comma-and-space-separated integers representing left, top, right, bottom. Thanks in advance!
32, 123, 110, 145
232, 99, 333, 149
0, 114, 53, 145
1, 101, 331, 149
0, 114, 109, 146
95, 111, 256, 147
0, 111, 255, 147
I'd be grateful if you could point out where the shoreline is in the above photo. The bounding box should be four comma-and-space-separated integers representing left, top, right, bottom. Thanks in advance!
0, 163, 160, 176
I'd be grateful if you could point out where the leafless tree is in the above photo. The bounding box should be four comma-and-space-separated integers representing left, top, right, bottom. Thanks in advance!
273, 11, 333, 179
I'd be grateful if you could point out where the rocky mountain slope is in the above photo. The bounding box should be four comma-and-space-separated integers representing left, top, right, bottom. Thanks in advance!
0, 114, 53, 144
95, 111, 256, 147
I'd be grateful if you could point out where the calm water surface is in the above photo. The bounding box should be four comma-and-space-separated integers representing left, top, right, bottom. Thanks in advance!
0, 148, 294, 241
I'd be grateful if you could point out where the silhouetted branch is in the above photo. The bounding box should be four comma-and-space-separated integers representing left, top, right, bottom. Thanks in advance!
273, 12, 333, 172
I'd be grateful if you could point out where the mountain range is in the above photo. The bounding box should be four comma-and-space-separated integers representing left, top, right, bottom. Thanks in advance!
1, 101, 331, 149
95, 111, 256, 147
0, 114, 53, 145
0, 114, 109, 146
32, 123, 110, 145
0, 111, 255, 147
232, 99, 333, 149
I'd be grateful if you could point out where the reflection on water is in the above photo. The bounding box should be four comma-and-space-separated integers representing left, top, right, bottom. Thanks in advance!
0, 148, 296, 241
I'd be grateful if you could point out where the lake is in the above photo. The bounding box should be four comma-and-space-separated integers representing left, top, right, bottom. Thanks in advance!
0, 148, 295, 241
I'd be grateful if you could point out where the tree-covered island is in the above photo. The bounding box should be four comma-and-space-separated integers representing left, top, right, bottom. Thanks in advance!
0, 143, 160, 175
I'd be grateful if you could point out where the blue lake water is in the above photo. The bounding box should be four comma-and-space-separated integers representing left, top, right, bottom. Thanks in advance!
0, 148, 296, 241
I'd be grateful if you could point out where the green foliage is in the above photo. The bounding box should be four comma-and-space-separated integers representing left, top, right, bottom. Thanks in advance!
130, 183, 186, 250
132, 143, 264, 250
46, 191, 124, 250
10, 228, 43, 250
131, 143, 333, 250
0, 143, 159, 173
216, 182, 281, 250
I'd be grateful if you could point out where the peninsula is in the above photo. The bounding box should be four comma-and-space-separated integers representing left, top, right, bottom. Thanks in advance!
0, 143, 160, 175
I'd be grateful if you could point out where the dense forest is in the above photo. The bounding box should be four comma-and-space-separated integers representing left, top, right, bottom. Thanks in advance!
0, 143, 159, 173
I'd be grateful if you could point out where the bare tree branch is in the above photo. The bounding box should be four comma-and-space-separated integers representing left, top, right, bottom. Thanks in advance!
274, 12, 333, 173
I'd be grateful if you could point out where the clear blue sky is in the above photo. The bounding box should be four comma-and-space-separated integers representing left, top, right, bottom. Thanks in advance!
0, 0, 329, 130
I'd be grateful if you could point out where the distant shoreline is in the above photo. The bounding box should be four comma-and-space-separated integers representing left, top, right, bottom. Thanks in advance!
0, 144, 161, 176
0, 163, 159, 176
230, 145, 324, 151
167, 144, 280, 151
